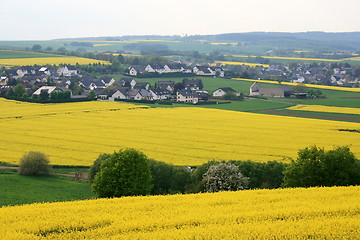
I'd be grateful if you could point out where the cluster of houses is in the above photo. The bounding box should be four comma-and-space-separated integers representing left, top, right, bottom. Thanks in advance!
80, 76, 239, 104
250, 63, 360, 86
0, 64, 239, 103
126, 63, 225, 77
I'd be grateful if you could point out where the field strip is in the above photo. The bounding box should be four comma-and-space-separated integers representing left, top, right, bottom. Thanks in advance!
1, 186, 359, 239
0, 57, 110, 66
213, 61, 269, 67
1, 99, 360, 166
287, 105, 360, 115
232, 78, 360, 92
230, 55, 359, 62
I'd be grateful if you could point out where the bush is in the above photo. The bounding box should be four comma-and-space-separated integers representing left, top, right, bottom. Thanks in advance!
149, 160, 191, 195
89, 153, 110, 183
203, 162, 249, 192
233, 160, 286, 189
92, 148, 152, 197
283, 145, 360, 187
18, 151, 51, 176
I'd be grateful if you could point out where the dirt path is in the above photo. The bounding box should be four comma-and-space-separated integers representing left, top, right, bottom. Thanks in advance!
0, 166, 87, 180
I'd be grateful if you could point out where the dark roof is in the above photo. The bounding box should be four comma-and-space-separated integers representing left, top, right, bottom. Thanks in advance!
129, 65, 145, 71
166, 63, 185, 69
152, 88, 171, 95
100, 76, 114, 83
120, 77, 135, 83
134, 82, 150, 88
218, 87, 236, 92
149, 64, 165, 69
177, 89, 194, 97
183, 79, 202, 88
195, 66, 211, 73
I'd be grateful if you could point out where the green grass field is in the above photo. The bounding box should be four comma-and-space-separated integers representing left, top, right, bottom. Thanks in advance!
0, 170, 94, 207
0, 50, 62, 59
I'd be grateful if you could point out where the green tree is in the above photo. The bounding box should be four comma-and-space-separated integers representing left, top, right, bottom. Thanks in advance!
223, 91, 238, 100
31, 44, 42, 51
92, 148, 153, 197
203, 162, 249, 192
283, 146, 360, 187
87, 90, 96, 99
89, 153, 111, 183
13, 84, 26, 97
39, 89, 49, 100
18, 151, 51, 176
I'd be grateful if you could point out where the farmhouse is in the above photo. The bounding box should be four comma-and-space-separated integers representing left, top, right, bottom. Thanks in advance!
127, 65, 145, 76
57, 66, 78, 77
212, 87, 237, 98
120, 78, 137, 89
32, 86, 68, 96
158, 81, 175, 92
100, 76, 115, 87
250, 82, 283, 97
177, 89, 198, 104
0, 77, 9, 86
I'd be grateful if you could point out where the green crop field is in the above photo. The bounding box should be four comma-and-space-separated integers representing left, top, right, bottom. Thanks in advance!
0, 50, 63, 59
0, 170, 94, 207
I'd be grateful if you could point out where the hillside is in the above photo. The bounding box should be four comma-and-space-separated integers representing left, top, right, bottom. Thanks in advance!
1, 186, 359, 239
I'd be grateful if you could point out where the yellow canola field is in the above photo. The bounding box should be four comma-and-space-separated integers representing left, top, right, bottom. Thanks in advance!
232, 78, 360, 92
1, 186, 359, 239
1, 99, 360, 166
0, 57, 109, 66
214, 61, 269, 68
288, 104, 360, 115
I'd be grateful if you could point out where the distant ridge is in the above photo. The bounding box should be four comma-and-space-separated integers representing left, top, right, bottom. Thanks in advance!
57, 32, 360, 51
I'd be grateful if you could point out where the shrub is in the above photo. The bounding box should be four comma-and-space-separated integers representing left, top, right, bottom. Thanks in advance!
203, 162, 249, 192
283, 145, 360, 187
89, 153, 110, 183
92, 148, 152, 197
18, 151, 51, 176
149, 160, 191, 195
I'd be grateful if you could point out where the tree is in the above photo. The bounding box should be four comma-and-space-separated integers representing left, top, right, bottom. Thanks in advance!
223, 91, 238, 100
13, 84, 26, 97
39, 89, 49, 100
87, 90, 96, 99
89, 153, 110, 183
18, 151, 51, 176
283, 145, 360, 187
203, 162, 249, 192
92, 148, 153, 197
32, 44, 42, 51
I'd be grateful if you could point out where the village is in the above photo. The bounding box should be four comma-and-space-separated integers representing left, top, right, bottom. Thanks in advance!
1, 60, 359, 103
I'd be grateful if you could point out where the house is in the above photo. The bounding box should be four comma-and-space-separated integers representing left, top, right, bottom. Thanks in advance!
193, 66, 216, 76
38, 67, 51, 76
32, 86, 68, 96
163, 63, 185, 73
100, 76, 115, 87
249, 82, 285, 98
17, 66, 35, 77
0, 77, 9, 86
127, 89, 142, 100
95, 89, 117, 100
139, 89, 152, 99
183, 79, 203, 91
212, 87, 237, 98
150, 89, 172, 100
145, 64, 165, 74
177, 89, 198, 104
109, 88, 128, 101
57, 66, 78, 77
134, 82, 150, 90
127, 65, 145, 76
195, 90, 210, 102
120, 78, 137, 89
79, 75, 105, 90
158, 81, 175, 92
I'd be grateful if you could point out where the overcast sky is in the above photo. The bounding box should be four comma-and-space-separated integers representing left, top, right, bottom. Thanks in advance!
1, 0, 360, 40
